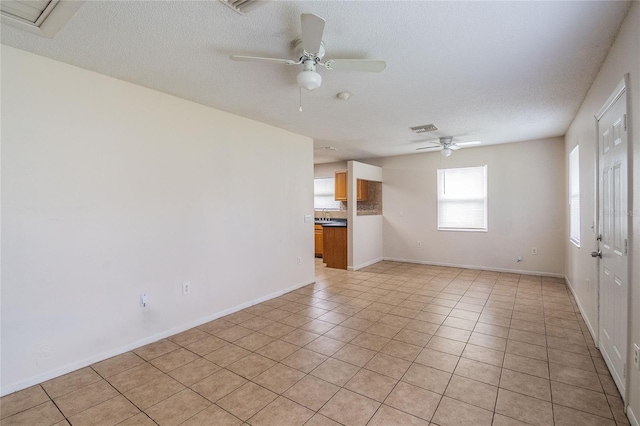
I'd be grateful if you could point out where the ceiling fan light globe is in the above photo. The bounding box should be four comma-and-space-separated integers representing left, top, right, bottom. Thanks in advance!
441, 148, 453, 157
297, 70, 322, 91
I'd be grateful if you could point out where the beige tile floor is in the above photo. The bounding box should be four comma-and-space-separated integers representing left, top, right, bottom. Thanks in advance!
1, 260, 631, 425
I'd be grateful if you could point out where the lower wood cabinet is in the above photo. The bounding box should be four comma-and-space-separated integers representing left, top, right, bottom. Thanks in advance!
314, 224, 323, 257
322, 226, 347, 270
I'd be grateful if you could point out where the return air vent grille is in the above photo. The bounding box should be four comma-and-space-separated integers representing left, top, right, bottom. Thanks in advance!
1, 0, 83, 38
1, 0, 56, 25
219, 0, 267, 14
410, 124, 438, 134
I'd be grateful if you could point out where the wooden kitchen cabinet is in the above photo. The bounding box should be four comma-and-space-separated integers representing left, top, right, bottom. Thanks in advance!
334, 171, 347, 201
357, 179, 369, 201
314, 224, 323, 257
334, 171, 368, 201
322, 226, 347, 269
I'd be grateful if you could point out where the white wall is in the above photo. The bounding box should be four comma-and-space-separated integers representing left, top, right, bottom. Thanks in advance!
564, 2, 639, 420
366, 138, 566, 276
314, 161, 348, 178
1, 46, 315, 395
347, 161, 383, 270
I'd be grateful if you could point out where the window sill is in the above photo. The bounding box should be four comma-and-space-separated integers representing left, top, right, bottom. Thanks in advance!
437, 228, 488, 233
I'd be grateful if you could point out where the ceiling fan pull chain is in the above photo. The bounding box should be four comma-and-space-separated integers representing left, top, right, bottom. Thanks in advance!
299, 87, 303, 112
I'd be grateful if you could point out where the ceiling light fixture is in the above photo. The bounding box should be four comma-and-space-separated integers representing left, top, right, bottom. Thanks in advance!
297, 59, 322, 91
297, 69, 322, 91
336, 91, 351, 100
441, 148, 453, 157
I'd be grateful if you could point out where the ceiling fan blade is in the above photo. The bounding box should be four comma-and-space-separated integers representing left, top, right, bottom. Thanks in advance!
454, 140, 481, 146
324, 59, 386, 72
416, 146, 443, 151
450, 145, 461, 150
301, 13, 325, 54
414, 139, 441, 146
230, 55, 298, 66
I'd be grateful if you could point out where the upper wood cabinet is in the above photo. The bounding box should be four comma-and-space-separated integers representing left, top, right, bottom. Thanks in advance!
334, 171, 369, 201
357, 179, 369, 201
334, 171, 347, 201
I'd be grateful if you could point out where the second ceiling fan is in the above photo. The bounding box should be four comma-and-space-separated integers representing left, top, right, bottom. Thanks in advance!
416, 137, 481, 157
230, 13, 386, 92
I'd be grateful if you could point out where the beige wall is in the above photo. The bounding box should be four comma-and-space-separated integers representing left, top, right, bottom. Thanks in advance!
366, 137, 566, 276
564, 2, 639, 419
1, 46, 315, 395
314, 161, 348, 179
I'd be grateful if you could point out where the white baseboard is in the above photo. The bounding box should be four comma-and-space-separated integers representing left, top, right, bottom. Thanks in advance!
628, 405, 639, 426
0, 278, 315, 397
348, 257, 384, 271
564, 276, 598, 343
382, 257, 565, 278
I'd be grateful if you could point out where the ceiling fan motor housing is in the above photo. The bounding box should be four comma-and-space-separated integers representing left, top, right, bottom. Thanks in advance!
294, 38, 325, 61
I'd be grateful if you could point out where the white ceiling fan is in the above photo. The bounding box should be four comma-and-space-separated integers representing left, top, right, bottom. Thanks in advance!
230, 13, 386, 93
416, 137, 481, 157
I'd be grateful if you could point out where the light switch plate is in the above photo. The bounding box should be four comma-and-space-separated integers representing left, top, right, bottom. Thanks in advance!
304, 214, 312, 223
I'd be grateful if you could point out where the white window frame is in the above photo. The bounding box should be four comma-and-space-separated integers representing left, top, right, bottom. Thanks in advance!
437, 165, 488, 232
314, 177, 341, 210
569, 145, 581, 247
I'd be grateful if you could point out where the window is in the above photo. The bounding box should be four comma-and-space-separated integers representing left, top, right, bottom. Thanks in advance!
437, 165, 487, 231
569, 146, 580, 247
314, 178, 341, 210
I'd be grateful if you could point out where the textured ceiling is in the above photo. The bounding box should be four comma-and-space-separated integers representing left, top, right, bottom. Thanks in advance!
1, 1, 631, 163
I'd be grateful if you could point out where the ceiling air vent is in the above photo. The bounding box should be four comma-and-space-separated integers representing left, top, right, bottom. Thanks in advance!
1, 0, 55, 24
410, 124, 438, 134
1, 0, 84, 38
219, 0, 267, 15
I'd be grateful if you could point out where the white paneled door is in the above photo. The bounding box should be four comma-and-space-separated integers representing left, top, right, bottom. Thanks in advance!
596, 80, 628, 399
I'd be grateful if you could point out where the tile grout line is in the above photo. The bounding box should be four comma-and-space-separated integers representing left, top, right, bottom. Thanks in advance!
2, 262, 626, 426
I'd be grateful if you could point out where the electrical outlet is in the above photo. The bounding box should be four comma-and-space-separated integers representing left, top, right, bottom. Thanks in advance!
39, 346, 52, 360
634, 344, 639, 370
297, 257, 301, 265
517, 255, 523, 262
417, 241, 422, 248
531, 247, 538, 255
182, 282, 191, 295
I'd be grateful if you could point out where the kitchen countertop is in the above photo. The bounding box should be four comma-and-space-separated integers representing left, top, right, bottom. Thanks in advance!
315, 219, 347, 227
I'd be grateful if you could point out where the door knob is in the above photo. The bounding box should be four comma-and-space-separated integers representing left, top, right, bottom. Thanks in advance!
591, 250, 602, 258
